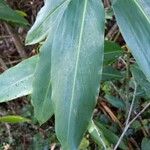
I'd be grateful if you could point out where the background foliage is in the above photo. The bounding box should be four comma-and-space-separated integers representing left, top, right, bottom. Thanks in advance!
0, 0, 150, 149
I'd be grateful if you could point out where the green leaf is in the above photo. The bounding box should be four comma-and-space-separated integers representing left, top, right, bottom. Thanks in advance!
112, 0, 150, 82
104, 94, 125, 109
0, 115, 30, 123
31, 35, 54, 124
0, 56, 38, 103
88, 121, 110, 149
131, 65, 150, 98
51, 0, 105, 149
30, 133, 50, 150
141, 138, 150, 150
95, 121, 127, 150
28, 0, 70, 125
102, 66, 122, 81
79, 138, 89, 150
0, 0, 28, 25
138, 0, 150, 17
104, 41, 122, 65
26, 0, 71, 45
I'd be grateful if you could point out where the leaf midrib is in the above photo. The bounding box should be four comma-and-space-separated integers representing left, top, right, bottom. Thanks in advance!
67, 0, 88, 142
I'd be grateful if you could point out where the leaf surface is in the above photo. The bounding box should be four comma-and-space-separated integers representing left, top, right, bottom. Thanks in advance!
88, 121, 110, 149
112, 0, 150, 82
31, 35, 54, 124
102, 66, 122, 81
0, 0, 28, 25
104, 41, 122, 65
95, 121, 127, 150
141, 138, 150, 150
131, 65, 150, 98
51, 0, 105, 149
26, 0, 70, 45
0, 115, 30, 123
138, 0, 150, 17
0, 56, 37, 103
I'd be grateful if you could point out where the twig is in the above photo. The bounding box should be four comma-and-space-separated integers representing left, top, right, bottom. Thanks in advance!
100, 101, 122, 128
125, 81, 137, 126
104, 0, 111, 8
0, 57, 8, 70
134, 111, 149, 136
51, 143, 56, 150
113, 31, 120, 42
125, 50, 131, 117
106, 23, 118, 40
110, 81, 125, 100
4, 23, 27, 59
114, 102, 150, 150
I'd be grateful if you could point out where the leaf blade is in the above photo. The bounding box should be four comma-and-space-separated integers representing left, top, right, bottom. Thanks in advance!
0, 56, 37, 103
0, 0, 28, 25
26, 0, 70, 45
0, 115, 30, 123
51, 0, 105, 149
31, 35, 54, 124
112, 0, 150, 82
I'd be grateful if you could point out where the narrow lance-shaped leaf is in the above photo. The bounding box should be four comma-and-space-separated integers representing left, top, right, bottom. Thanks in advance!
95, 121, 127, 150
0, 0, 28, 26
0, 56, 37, 103
31, 35, 54, 124
26, 0, 71, 45
28, 0, 70, 125
0, 115, 30, 123
131, 65, 150, 98
88, 121, 110, 149
51, 0, 105, 149
112, 0, 150, 82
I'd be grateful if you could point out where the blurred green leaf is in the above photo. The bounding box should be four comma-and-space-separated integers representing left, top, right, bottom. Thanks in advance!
105, 94, 125, 109
88, 121, 110, 149
105, 8, 114, 20
141, 138, 150, 150
131, 65, 150, 99
102, 66, 122, 81
0, 0, 28, 25
0, 115, 30, 123
104, 41, 122, 65
30, 133, 50, 150
95, 121, 127, 150
79, 138, 89, 150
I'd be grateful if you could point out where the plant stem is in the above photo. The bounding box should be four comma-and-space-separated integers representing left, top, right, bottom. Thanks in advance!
125, 81, 137, 126
114, 102, 150, 150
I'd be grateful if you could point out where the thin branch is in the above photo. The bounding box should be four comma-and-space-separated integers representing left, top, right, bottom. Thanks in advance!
114, 102, 150, 150
0, 57, 8, 70
104, 0, 111, 8
125, 81, 137, 126
106, 23, 118, 40
4, 23, 27, 59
